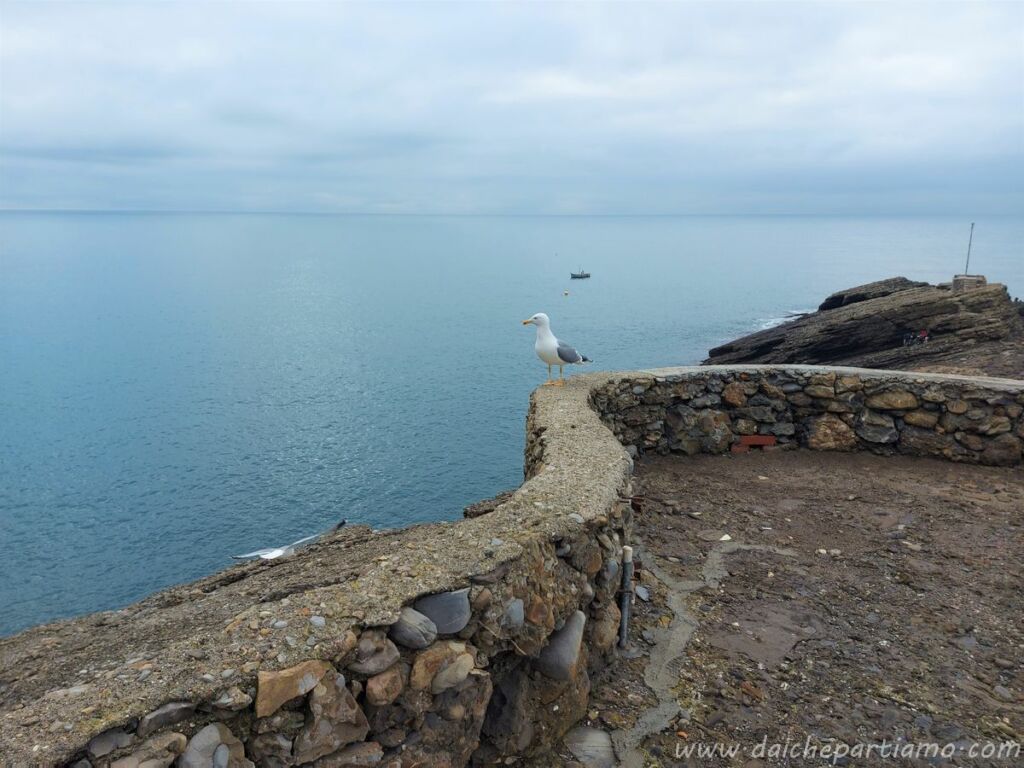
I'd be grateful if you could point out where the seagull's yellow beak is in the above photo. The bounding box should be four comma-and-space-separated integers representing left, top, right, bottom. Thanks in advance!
522, 319, 532, 325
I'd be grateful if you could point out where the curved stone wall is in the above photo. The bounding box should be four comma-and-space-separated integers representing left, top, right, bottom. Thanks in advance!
0, 365, 1020, 767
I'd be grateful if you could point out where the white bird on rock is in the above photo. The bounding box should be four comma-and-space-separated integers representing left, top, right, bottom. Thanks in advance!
522, 312, 591, 386
232, 534, 319, 561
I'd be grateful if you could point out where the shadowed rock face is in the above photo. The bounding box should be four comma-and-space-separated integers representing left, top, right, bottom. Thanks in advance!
817, 277, 929, 311
704, 280, 1023, 377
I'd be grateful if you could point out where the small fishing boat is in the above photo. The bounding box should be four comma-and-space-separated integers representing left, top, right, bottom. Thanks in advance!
570, 268, 591, 279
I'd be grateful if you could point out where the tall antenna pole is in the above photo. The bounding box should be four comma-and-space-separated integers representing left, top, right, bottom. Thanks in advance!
964, 222, 975, 274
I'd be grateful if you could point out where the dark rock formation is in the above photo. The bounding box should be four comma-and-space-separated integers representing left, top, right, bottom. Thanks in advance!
704, 279, 1024, 378
817, 277, 928, 311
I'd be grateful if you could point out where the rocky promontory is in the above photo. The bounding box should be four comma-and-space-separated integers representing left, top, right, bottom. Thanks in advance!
704, 277, 1024, 378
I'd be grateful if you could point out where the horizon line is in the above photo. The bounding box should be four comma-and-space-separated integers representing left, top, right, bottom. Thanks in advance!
0, 208, 1011, 219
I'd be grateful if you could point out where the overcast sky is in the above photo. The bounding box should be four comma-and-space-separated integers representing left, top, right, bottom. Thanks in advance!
1, 1, 1021, 214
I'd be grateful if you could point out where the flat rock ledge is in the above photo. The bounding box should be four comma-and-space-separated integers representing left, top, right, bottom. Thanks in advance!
1, 365, 1021, 767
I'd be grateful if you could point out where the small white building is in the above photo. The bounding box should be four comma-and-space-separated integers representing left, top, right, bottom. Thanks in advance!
952, 274, 987, 294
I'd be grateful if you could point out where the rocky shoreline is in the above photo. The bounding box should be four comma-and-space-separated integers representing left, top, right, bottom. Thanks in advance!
704, 277, 1024, 379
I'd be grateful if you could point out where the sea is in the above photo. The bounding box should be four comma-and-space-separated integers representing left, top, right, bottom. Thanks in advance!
1, 213, 1022, 635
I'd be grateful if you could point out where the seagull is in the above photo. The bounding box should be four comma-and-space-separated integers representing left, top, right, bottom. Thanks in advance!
232, 534, 320, 561
522, 312, 591, 386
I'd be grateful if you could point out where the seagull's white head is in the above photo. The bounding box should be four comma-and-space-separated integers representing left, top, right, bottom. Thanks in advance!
522, 312, 550, 328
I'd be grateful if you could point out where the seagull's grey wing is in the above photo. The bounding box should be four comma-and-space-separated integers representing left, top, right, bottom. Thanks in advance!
232, 549, 274, 559
556, 342, 583, 364
287, 534, 320, 548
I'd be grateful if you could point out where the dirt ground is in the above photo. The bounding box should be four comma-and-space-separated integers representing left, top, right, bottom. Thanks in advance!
572, 451, 1024, 768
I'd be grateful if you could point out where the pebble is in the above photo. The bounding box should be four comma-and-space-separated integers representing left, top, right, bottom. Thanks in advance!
635, 586, 651, 602
502, 598, 525, 629
309, 615, 326, 628
569, 513, 585, 523
993, 685, 1014, 702
390, 607, 438, 649
272, 620, 288, 629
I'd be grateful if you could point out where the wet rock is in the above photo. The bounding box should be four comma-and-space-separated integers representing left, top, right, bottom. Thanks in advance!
565, 726, 615, 768
348, 630, 400, 676
256, 660, 333, 718
365, 665, 405, 706
536, 610, 586, 681
389, 607, 438, 650
179, 723, 251, 768
293, 672, 370, 764
414, 588, 471, 634
137, 701, 195, 737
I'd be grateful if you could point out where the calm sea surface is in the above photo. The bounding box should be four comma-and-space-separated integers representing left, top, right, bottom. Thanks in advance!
1, 213, 1021, 635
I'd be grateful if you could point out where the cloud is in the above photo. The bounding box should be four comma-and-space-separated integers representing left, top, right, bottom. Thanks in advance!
0, 1, 1020, 213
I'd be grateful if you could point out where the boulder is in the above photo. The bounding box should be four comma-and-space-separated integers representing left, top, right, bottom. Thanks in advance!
536, 610, 586, 681
293, 672, 370, 764
256, 660, 333, 718
414, 588, 472, 634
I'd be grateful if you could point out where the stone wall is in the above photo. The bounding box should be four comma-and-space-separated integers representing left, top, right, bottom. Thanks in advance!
594, 366, 1023, 467
2, 365, 1020, 768
0, 375, 634, 768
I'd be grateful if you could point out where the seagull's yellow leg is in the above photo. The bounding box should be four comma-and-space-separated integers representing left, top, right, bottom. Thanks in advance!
554, 365, 566, 386
542, 363, 555, 386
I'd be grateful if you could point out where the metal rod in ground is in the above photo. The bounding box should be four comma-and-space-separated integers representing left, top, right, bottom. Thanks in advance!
618, 545, 634, 648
